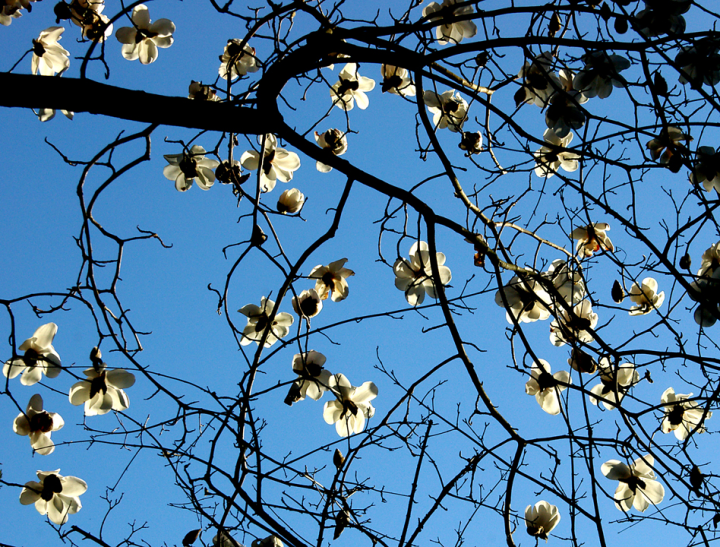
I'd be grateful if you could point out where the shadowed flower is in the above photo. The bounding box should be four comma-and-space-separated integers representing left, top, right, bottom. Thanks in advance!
423, 90, 468, 132
238, 297, 294, 347
309, 259, 355, 302
589, 359, 639, 410
163, 145, 220, 192
70, 0, 113, 41
314, 129, 348, 172
691, 146, 720, 193
525, 360, 571, 415
495, 274, 551, 324
251, 536, 283, 547
660, 387, 712, 440
675, 39, 720, 87
323, 373, 378, 437
689, 242, 720, 326
14, 394, 64, 455
545, 87, 588, 139
525, 500, 560, 541
188, 81, 219, 101
277, 188, 305, 214
571, 223, 614, 257
31, 27, 70, 76
550, 300, 598, 346
381, 64, 416, 97
115, 4, 174, 65
292, 289, 323, 319
459, 131, 483, 155
37, 108, 74, 122
573, 51, 630, 99
219, 39, 259, 80
535, 129, 580, 178
330, 63, 375, 111
634, 0, 689, 36
543, 259, 585, 305
3, 323, 62, 386
287, 351, 332, 403
422, 0, 476, 45
20, 469, 87, 525
646, 126, 692, 171
213, 531, 242, 547
240, 134, 301, 193
601, 455, 664, 512
517, 52, 562, 108
0, 2, 23, 26
628, 277, 665, 315
568, 348, 598, 374
69, 367, 136, 415
393, 241, 452, 306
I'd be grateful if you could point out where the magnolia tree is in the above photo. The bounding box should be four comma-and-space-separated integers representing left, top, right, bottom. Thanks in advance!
2, 0, 720, 546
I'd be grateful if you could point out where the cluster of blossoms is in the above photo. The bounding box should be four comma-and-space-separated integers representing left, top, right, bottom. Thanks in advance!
689, 241, 720, 326
4, 326, 136, 525
393, 241, 452, 306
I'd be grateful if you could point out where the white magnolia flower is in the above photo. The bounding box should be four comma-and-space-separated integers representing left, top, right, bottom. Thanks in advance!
13, 394, 64, 455
573, 51, 630, 99
393, 241, 452, 306
238, 297, 294, 347
0, 3, 23, 26
517, 52, 562, 108
534, 129, 580, 178
589, 359, 639, 410
70, 0, 113, 42
115, 4, 174, 65
251, 536, 283, 547
543, 259, 585, 305
20, 469, 87, 525
495, 275, 551, 324
330, 63, 375, 111
37, 108, 74, 122
646, 126, 692, 168
292, 288, 323, 319
525, 500, 561, 541
31, 27, 70, 76
69, 367, 136, 416
697, 242, 720, 278
525, 360, 571, 415
309, 259, 355, 302
422, 0, 477, 45
571, 223, 614, 258
163, 145, 220, 192
550, 300, 598, 347
628, 277, 665, 315
314, 129, 348, 173
601, 455, 665, 512
188, 81, 219, 101
214, 531, 242, 547
323, 373, 378, 437
689, 243, 720, 326
381, 64, 416, 97
240, 134, 301, 193
287, 351, 332, 403
691, 146, 720, 193
423, 90, 468, 132
660, 387, 712, 440
219, 39, 259, 80
3, 323, 62, 386
277, 188, 305, 214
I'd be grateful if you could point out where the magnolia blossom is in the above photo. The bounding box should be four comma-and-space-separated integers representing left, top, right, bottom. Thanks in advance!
601, 455, 665, 512
0, 2, 23, 26
37, 108, 74, 122
188, 81, 219, 101
20, 469, 87, 525
252, 536, 283, 547
115, 5, 174, 65
277, 188, 305, 214
517, 52, 562, 108
380, 64, 416, 97
534, 129, 580, 178
660, 387, 712, 440
573, 51, 630, 99
292, 288, 323, 319
3, 323, 62, 386
309, 259, 355, 302
330, 63, 376, 111
314, 129, 348, 173
214, 531, 242, 547
691, 146, 720, 193
495, 275, 551, 324
571, 223, 614, 257
424, 90, 468, 132
646, 126, 692, 169
69, 0, 113, 41
550, 300, 598, 346
543, 259, 585, 305
219, 39, 259, 80
69, 367, 136, 416
525, 360, 571, 415
13, 394, 64, 455
689, 242, 720, 326
568, 348, 597, 374
589, 359, 639, 410
635, 0, 688, 36
31, 27, 70, 76
287, 351, 332, 403
393, 241, 452, 306
323, 373, 378, 437
459, 131, 483, 155
675, 40, 720, 86
163, 145, 220, 192
628, 277, 665, 315
240, 134, 301, 193
525, 500, 561, 541
545, 88, 588, 139
422, 0, 477, 45
238, 297, 294, 347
